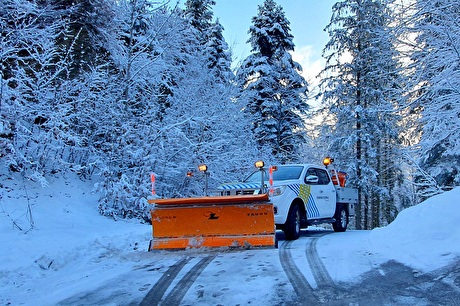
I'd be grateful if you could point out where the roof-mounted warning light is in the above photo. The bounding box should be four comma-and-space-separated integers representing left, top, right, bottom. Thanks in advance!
198, 164, 208, 173
254, 160, 265, 169
323, 157, 334, 167
254, 160, 265, 194
198, 164, 209, 196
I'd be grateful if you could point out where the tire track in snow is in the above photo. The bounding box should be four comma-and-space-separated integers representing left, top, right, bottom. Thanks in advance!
279, 240, 317, 304
305, 235, 334, 288
140, 255, 216, 305
161, 254, 216, 305
140, 256, 191, 305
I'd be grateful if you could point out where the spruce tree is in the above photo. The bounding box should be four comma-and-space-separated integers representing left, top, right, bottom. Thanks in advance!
237, 0, 308, 163
184, 0, 216, 40
159, 0, 259, 196
206, 18, 234, 82
319, 0, 407, 229
184, 0, 232, 81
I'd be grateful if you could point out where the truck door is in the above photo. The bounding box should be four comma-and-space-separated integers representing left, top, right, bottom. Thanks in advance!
305, 168, 336, 218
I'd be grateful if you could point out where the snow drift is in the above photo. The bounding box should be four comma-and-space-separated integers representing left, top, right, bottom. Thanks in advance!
370, 187, 460, 271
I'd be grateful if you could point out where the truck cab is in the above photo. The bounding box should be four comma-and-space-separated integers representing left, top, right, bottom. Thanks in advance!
218, 162, 358, 240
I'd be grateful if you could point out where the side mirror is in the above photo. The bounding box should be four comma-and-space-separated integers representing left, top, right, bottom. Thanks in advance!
305, 175, 319, 184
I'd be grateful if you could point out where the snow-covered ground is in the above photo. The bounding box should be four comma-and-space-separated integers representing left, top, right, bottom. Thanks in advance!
1, 171, 459, 305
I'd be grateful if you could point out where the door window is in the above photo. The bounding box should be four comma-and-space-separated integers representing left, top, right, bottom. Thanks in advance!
316, 169, 331, 185
305, 168, 330, 185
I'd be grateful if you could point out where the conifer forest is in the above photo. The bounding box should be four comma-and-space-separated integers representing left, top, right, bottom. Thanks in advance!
1, 0, 459, 229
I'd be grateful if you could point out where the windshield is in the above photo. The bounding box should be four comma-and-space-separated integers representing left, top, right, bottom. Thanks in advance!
244, 166, 304, 182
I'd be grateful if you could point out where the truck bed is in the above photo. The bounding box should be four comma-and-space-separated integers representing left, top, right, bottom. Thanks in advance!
336, 187, 358, 216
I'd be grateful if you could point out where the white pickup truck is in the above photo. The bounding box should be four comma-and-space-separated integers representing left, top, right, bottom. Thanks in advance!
218, 162, 358, 240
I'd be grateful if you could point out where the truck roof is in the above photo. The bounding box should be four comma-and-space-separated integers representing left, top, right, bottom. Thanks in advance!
273, 163, 324, 169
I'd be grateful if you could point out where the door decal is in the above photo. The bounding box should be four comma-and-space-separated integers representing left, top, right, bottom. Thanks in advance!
287, 184, 320, 218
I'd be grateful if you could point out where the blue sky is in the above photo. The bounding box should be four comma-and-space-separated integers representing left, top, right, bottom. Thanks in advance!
213, 0, 335, 66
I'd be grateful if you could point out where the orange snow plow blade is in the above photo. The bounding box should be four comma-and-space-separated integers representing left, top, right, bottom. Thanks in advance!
148, 194, 275, 250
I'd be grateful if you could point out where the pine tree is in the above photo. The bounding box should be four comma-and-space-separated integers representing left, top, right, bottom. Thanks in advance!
319, 0, 407, 229
237, 0, 308, 163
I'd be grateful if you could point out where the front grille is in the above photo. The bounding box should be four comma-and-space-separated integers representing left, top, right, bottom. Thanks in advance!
236, 189, 257, 195
220, 189, 257, 196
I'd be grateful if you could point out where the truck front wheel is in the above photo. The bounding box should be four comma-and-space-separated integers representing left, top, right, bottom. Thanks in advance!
284, 204, 301, 240
333, 204, 348, 232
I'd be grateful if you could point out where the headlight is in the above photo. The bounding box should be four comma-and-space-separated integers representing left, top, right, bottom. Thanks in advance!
270, 185, 286, 197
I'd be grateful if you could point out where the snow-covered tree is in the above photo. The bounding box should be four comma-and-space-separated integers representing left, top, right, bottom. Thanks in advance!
0, 0, 79, 181
184, 0, 216, 41
94, 0, 173, 220
53, 0, 116, 79
408, 0, 460, 195
148, 2, 258, 198
206, 18, 234, 82
319, 0, 407, 229
237, 0, 309, 163
157, 61, 261, 197
184, 0, 232, 82
95, 1, 256, 219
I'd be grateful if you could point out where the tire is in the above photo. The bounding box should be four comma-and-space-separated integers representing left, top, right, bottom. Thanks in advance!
332, 204, 348, 232
284, 204, 301, 240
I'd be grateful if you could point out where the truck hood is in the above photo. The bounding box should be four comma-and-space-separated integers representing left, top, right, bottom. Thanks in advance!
218, 182, 261, 190
218, 179, 301, 190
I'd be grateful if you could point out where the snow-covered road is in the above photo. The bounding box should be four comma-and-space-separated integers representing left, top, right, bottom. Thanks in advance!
1, 173, 460, 305
54, 229, 460, 305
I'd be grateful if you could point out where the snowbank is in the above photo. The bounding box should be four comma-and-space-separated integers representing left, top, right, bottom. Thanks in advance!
0, 172, 152, 305
370, 187, 460, 271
